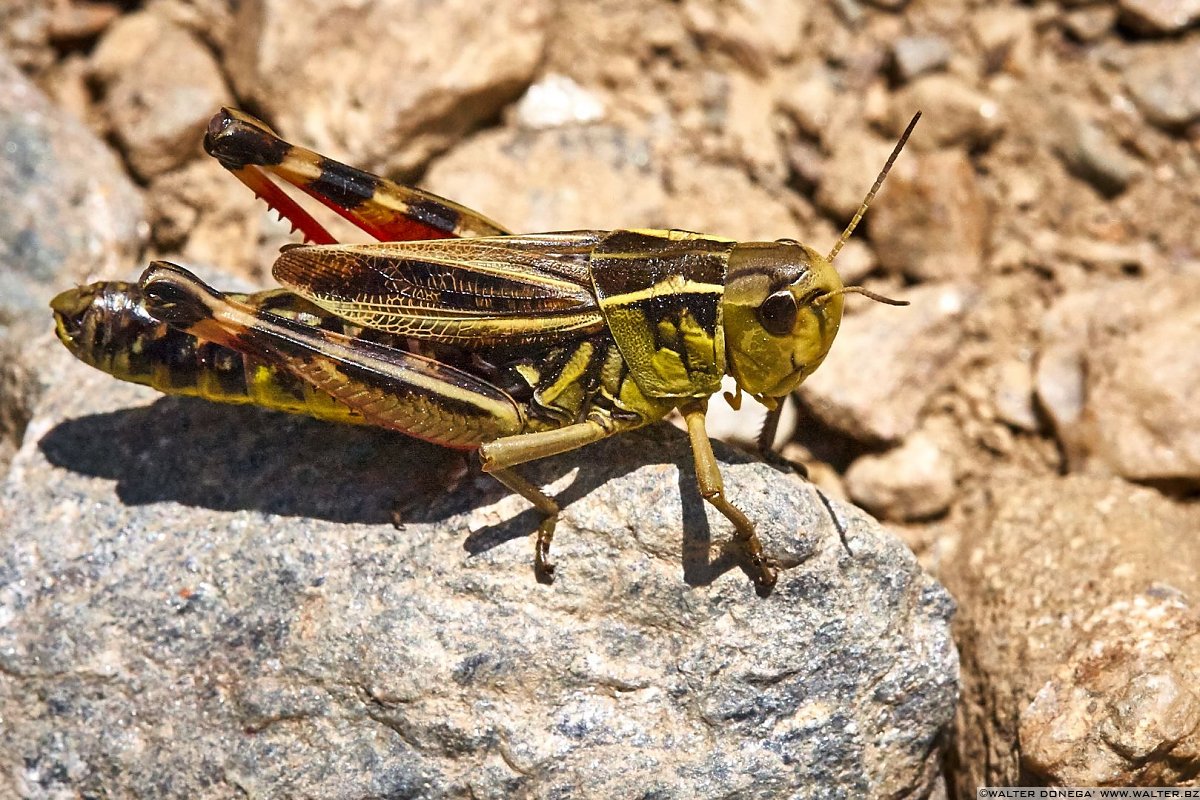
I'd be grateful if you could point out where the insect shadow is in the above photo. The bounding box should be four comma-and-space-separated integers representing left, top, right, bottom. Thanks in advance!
39, 397, 749, 587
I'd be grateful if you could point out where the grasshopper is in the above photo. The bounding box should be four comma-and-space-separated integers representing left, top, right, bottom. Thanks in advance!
52, 108, 918, 595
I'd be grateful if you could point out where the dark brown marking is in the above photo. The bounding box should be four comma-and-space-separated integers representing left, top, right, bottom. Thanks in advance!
591, 231, 730, 297
308, 157, 381, 210
406, 199, 461, 237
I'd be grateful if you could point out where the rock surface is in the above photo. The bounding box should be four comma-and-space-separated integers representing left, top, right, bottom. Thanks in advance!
844, 432, 957, 522
945, 476, 1200, 791
0, 53, 144, 323
0, 338, 958, 799
90, 10, 232, 180
1037, 272, 1200, 485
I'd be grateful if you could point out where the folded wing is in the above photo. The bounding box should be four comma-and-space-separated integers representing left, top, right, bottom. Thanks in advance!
272, 232, 607, 348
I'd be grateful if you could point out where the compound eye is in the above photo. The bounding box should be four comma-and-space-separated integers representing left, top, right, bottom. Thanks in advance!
757, 290, 798, 337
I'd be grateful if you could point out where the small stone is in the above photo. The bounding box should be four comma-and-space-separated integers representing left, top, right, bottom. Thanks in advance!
703, 377, 799, 451
1083, 308, 1200, 484
1037, 274, 1200, 483
425, 124, 667, 233
889, 75, 1003, 151
91, 11, 231, 179
844, 432, 957, 521
224, 0, 552, 175
868, 149, 988, 282
683, 0, 809, 75
1061, 5, 1118, 42
0, 52, 144, 322
146, 158, 287, 282
798, 283, 976, 444
0, 1, 54, 74
47, 0, 119, 44
514, 73, 606, 129
1124, 38, 1200, 129
1035, 346, 1086, 449
994, 358, 1039, 432
150, 0, 239, 50
890, 35, 952, 83
970, 6, 1036, 76
1118, 0, 1200, 35
1053, 107, 1141, 196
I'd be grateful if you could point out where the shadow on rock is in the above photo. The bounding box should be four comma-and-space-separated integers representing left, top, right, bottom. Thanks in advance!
39, 396, 472, 525
39, 395, 781, 588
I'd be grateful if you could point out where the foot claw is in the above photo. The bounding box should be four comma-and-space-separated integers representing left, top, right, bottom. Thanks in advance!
752, 560, 779, 597
535, 558, 556, 585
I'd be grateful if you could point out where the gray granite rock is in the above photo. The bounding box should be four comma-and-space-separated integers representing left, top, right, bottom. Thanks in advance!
0, 53, 145, 323
1, 337, 958, 798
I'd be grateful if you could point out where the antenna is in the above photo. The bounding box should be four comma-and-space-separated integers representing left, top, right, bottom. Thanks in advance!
827, 111, 921, 263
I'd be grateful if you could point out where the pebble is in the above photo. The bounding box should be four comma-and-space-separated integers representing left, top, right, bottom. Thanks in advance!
224, 0, 552, 174
0, 52, 144, 321
1083, 308, 1200, 484
890, 35, 952, 83
514, 73, 606, 129
1035, 274, 1200, 483
1117, 0, 1200, 34
993, 358, 1040, 432
815, 127, 898, 222
90, 11, 230, 179
1053, 107, 1141, 196
1061, 5, 1118, 42
703, 377, 799, 450
1123, 38, 1200, 129
844, 432, 957, 521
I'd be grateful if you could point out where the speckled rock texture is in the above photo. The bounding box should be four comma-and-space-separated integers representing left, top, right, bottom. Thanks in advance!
0, 53, 144, 323
945, 475, 1200, 790
0, 339, 958, 799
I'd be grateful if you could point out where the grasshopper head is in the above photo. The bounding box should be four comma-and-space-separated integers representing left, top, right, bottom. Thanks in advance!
724, 111, 920, 406
722, 241, 847, 400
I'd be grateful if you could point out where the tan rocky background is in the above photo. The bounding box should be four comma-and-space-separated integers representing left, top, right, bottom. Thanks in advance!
2, 0, 1200, 793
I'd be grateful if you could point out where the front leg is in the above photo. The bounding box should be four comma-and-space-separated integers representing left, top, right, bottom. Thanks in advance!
681, 400, 779, 595
756, 397, 808, 479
